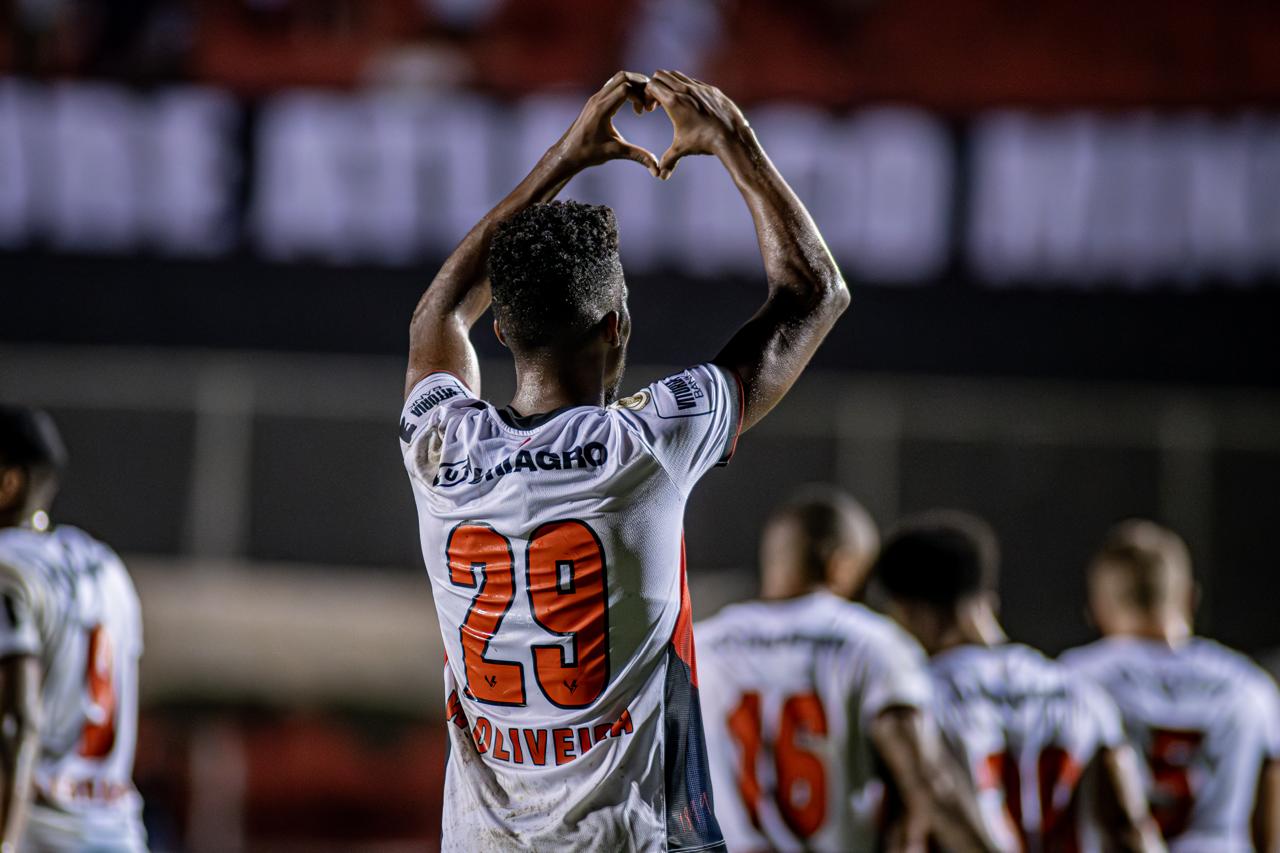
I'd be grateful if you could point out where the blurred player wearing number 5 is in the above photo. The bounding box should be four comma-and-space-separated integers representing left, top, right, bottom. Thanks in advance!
399, 70, 849, 851
1061, 521, 1280, 852
696, 488, 1002, 852
0, 407, 146, 853
876, 512, 1164, 853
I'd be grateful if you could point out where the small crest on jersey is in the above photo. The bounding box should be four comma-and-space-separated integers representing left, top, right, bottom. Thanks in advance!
612, 389, 651, 412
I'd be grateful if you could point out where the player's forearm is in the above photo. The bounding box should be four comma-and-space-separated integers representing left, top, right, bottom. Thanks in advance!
718, 132, 847, 308
410, 148, 577, 331
0, 658, 39, 852
0, 724, 36, 849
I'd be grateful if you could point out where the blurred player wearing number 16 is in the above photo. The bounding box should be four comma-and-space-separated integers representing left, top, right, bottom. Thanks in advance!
398, 70, 849, 851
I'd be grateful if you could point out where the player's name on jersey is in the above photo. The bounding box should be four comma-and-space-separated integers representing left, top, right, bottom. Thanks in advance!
942, 680, 1074, 711
434, 442, 609, 489
1114, 666, 1235, 699
703, 631, 849, 650
447, 691, 635, 767
37, 775, 134, 805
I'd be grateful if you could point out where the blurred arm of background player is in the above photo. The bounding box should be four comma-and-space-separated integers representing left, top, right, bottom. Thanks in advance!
0, 655, 41, 851
405, 71, 660, 398
871, 705, 1005, 853
1091, 744, 1167, 852
644, 70, 850, 432
1254, 758, 1280, 853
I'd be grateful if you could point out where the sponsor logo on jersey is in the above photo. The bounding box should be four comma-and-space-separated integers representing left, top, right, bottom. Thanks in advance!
612, 389, 651, 412
433, 441, 609, 488
409, 384, 460, 417
400, 383, 463, 443
661, 375, 704, 410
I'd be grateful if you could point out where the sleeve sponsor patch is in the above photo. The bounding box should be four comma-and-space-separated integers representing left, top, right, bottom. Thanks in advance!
652, 370, 715, 419
400, 373, 471, 445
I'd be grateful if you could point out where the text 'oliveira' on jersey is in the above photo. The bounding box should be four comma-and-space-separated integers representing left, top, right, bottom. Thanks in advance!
433, 442, 610, 488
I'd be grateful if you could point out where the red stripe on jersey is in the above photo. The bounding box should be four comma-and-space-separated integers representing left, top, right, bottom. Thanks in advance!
670, 534, 699, 687
724, 367, 746, 463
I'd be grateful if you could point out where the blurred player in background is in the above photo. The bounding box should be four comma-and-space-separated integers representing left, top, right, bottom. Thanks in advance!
697, 488, 1000, 852
0, 406, 146, 853
399, 70, 849, 851
1061, 520, 1280, 852
877, 511, 1163, 853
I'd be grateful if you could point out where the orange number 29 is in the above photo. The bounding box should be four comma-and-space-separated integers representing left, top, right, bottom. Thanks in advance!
447, 519, 609, 709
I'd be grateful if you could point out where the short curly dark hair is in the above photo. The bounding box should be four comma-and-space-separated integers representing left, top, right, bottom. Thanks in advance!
874, 510, 1000, 606
487, 200, 623, 351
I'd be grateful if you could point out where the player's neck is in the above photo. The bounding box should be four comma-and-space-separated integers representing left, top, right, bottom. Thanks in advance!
1113, 612, 1192, 648
934, 602, 1007, 655
509, 353, 609, 414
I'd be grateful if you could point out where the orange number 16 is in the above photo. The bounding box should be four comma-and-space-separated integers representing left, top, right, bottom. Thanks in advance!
728, 691, 829, 840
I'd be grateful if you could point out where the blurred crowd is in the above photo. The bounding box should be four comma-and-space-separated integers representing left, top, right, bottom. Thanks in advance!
3, 0, 1278, 107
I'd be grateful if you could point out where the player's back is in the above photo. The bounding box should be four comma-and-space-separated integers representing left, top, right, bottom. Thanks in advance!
930, 643, 1119, 853
1061, 636, 1280, 852
0, 524, 146, 853
400, 366, 740, 852
695, 590, 931, 852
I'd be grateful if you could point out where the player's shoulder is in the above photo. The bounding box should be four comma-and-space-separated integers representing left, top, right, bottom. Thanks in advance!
0, 524, 117, 599
1185, 637, 1277, 691
611, 363, 738, 426
1059, 637, 1127, 674
400, 371, 485, 444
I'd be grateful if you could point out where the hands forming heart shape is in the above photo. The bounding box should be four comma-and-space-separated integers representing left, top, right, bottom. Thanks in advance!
556, 69, 752, 181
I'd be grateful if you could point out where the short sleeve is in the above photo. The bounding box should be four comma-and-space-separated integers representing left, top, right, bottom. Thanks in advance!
1253, 672, 1280, 760
0, 566, 40, 659
398, 371, 476, 454
613, 364, 744, 491
858, 628, 932, 726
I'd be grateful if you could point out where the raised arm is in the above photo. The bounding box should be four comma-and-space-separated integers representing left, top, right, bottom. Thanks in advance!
0, 655, 40, 852
645, 70, 850, 432
405, 72, 659, 398
870, 706, 1005, 853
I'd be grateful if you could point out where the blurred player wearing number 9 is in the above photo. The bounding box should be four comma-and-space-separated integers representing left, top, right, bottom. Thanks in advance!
0, 407, 147, 853
696, 488, 1002, 852
399, 70, 849, 850
876, 512, 1164, 853
1061, 521, 1280, 852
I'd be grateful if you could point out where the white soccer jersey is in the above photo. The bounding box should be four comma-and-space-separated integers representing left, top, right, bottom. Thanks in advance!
1061, 636, 1280, 852
0, 525, 146, 853
400, 364, 743, 852
929, 643, 1123, 853
695, 591, 933, 853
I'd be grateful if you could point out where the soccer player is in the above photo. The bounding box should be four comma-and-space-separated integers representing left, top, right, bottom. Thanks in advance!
696, 488, 1002, 852
0, 406, 147, 853
1061, 520, 1280, 852
876, 511, 1163, 853
399, 69, 850, 851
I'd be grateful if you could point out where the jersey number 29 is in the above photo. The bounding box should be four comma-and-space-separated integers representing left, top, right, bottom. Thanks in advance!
447, 520, 609, 709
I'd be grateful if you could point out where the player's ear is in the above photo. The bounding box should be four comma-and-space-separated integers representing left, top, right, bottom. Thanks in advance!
492, 318, 509, 349
601, 310, 622, 347
0, 466, 26, 512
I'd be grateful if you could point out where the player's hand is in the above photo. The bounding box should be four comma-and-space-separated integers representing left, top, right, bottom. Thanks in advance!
554, 71, 660, 177
645, 70, 751, 180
